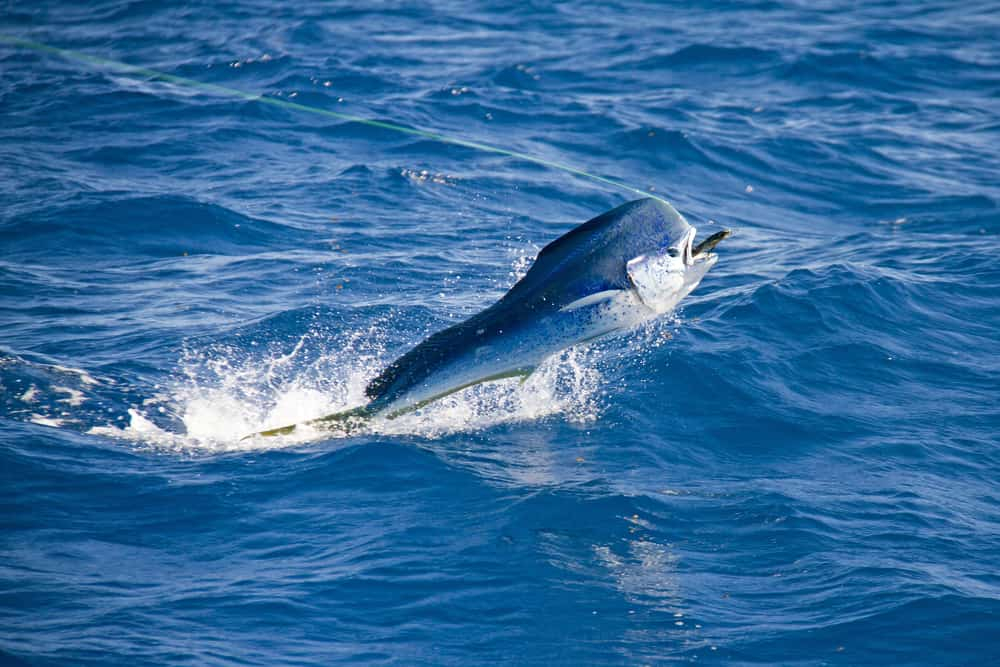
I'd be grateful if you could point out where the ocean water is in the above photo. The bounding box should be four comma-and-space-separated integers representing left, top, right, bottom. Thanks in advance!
2, 1, 999, 664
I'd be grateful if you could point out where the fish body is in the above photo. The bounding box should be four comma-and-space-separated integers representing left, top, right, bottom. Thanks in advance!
251, 198, 727, 437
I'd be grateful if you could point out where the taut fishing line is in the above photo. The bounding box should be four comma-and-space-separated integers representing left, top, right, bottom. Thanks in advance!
1, 34, 666, 204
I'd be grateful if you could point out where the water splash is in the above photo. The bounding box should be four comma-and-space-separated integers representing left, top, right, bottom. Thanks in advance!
4, 300, 687, 454
89, 324, 603, 453
4, 306, 687, 454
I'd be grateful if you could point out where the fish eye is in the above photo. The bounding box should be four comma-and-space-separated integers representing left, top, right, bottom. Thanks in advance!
666, 247, 680, 258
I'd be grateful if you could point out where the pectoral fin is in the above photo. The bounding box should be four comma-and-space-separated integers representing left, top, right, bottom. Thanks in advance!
560, 289, 623, 312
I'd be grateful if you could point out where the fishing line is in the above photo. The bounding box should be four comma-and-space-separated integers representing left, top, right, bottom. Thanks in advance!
1, 34, 667, 204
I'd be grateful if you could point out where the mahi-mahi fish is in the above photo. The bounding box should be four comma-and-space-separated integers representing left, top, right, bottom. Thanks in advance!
248, 198, 729, 438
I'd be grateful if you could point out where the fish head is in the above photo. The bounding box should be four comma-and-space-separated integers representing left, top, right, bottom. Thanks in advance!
626, 223, 730, 314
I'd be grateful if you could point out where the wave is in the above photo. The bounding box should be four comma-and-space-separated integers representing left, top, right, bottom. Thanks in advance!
1, 195, 311, 261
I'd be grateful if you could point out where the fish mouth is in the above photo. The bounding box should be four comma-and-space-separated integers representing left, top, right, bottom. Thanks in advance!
690, 228, 731, 263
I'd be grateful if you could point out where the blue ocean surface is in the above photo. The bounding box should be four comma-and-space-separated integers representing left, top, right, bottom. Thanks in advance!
2, 1, 999, 664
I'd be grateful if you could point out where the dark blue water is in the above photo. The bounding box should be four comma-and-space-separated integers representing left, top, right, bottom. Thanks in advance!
3, 1, 999, 664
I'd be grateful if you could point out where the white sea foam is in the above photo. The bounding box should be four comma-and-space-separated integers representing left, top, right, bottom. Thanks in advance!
50, 364, 101, 386
30, 414, 67, 428
53, 386, 87, 406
